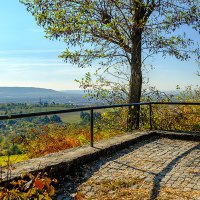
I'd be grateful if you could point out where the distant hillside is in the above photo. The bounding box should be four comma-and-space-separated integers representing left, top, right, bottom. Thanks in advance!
60, 90, 85, 94
0, 87, 65, 98
0, 87, 93, 104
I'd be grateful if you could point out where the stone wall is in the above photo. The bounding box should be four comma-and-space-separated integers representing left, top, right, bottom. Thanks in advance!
2, 130, 200, 182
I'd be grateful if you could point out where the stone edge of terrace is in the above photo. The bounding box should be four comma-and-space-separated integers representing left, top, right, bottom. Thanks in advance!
2, 130, 200, 182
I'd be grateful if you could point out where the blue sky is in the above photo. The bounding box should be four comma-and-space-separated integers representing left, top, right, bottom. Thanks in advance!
0, 0, 199, 91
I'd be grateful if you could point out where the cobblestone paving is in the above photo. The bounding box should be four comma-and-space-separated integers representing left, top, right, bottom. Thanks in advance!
55, 137, 200, 200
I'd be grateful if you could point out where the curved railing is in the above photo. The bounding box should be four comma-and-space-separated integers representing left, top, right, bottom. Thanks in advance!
0, 102, 200, 147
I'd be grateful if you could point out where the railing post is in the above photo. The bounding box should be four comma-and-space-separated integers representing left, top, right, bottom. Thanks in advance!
149, 103, 152, 130
90, 109, 94, 147
127, 105, 131, 131
136, 104, 140, 129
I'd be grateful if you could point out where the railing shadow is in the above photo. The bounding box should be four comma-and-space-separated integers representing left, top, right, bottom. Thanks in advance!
150, 143, 200, 200
54, 137, 200, 199
92, 141, 200, 200
54, 136, 158, 199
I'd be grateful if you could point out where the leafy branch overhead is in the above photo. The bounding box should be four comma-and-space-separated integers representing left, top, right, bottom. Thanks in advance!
21, 0, 199, 67
21, 0, 199, 129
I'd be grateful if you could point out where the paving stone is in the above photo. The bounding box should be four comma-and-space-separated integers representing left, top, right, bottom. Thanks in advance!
54, 135, 200, 199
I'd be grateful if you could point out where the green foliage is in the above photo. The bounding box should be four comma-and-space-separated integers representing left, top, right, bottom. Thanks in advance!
141, 85, 200, 131
50, 115, 62, 123
175, 85, 200, 102
80, 111, 102, 124
9, 144, 23, 155
0, 85, 200, 161
0, 102, 71, 116
20, 0, 199, 105
0, 103, 67, 156
80, 111, 90, 123
0, 89, 199, 200
19, 113, 126, 158
196, 60, 200, 76
151, 104, 200, 131
20, 0, 199, 64
0, 155, 28, 166
100, 108, 127, 132
20, 0, 199, 130
78, 134, 90, 145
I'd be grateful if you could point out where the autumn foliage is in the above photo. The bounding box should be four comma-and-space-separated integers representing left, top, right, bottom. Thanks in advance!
20, 109, 127, 158
147, 86, 200, 131
0, 172, 57, 199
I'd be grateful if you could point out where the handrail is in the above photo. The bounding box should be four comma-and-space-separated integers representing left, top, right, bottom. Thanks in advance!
0, 101, 199, 147
1, 102, 199, 120
0, 102, 149, 120
150, 102, 200, 105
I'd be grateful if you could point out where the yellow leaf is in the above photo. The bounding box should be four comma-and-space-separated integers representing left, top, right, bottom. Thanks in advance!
48, 185, 55, 196
44, 177, 51, 188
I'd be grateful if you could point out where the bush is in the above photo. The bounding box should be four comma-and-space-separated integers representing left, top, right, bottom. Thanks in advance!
9, 144, 23, 155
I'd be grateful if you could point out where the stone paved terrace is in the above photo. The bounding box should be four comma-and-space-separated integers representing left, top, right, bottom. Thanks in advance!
2, 131, 200, 199
55, 132, 200, 200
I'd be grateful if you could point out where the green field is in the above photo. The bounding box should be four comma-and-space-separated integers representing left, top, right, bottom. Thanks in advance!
58, 109, 105, 124
58, 112, 82, 123
0, 105, 71, 115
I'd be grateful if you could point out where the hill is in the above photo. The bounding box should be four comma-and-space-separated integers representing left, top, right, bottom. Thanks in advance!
0, 87, 91, 104
0, 87, 68, 103
0, 87, 65, 98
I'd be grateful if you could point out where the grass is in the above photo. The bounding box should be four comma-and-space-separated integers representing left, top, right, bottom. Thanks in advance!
77, 177, 150, 200
0, 105, 71, 116
58, 109, 106, 124
0, 154, 28, 166
76, 177, 200, 200
157, 187, 200, 200
59, 112, 82, 123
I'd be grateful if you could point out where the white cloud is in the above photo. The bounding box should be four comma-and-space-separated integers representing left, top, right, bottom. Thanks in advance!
0, 58, 8, 61
0, 63, 68, 67
0, 49, 65, 54
29, 28, 43, 33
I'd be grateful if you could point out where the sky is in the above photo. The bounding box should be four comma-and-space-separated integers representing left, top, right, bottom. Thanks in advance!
0, 0, 199, 91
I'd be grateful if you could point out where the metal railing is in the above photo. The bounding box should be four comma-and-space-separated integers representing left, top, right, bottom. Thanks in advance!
0, 102, 200, 147
148, 102, 200, 133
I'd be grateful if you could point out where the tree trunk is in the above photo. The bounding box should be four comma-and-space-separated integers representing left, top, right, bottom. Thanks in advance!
127, 31, 142, 131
